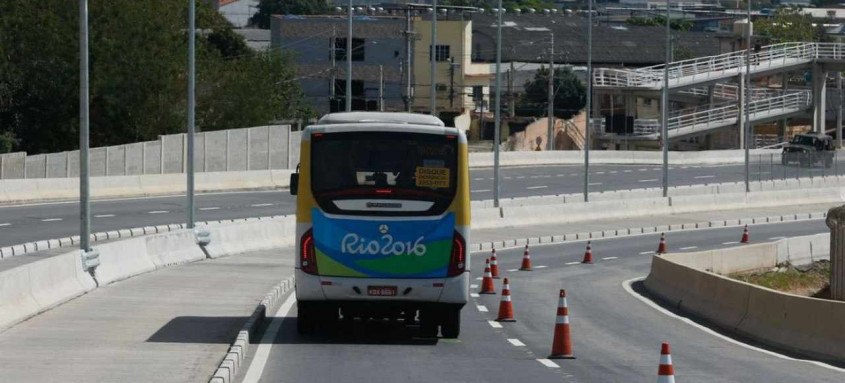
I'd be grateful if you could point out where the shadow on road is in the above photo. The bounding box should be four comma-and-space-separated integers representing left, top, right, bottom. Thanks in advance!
146, 316, 247, 343
262, 316, 439, 346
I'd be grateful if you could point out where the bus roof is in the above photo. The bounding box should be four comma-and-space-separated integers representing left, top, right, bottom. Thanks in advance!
316, 112, 445, 127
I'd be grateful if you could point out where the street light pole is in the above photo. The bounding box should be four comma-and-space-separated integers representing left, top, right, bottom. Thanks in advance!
493, 1, 502, 208
745, 0, 752, 192
662, 0, 670, 197
547, 33, 555, 151
584, 0, 592, 202
431, 0, 438, 115
187, 0, 196, 229
79, 0, 91, 255
346, 1, 353, 112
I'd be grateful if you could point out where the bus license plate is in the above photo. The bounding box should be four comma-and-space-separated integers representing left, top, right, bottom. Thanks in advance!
367, 286, 397, 296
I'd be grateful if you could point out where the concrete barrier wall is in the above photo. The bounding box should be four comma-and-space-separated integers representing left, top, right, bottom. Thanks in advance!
467, 149, 781, 167
202, 217, 296, 258
643, 234, 845, 363
0, 125, 294, 180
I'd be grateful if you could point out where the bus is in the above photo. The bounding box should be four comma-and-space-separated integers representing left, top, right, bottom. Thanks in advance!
290, 112, 471, 338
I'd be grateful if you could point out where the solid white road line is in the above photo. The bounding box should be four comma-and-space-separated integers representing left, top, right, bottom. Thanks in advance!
477, 305, 489, 313
41, 218, 62, 222
94, 214, 116, 218
622, 277, 845, 373
537, 359, 560, 368
639, 251, 655, 255
638, 179, 658, 182
722, 241, 739, 245
471, 189, 492, 193
565, 261, 580, 265
526, 185, 548, 190
601, 257, 618, 260
148, 210, 169, 214
251, 203, 274, 207
680, 246, 698, 250
507, 338, 526, 347
241, 292, 297, 383
694, 175, 715, 179
534, 265, 549, 269
488, 320, 503, 329
199, 207, 221, 211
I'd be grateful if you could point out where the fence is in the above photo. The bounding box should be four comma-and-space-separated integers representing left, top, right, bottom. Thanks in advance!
0, 125, 297, 180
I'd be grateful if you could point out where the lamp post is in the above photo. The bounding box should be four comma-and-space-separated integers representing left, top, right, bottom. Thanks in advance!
584, 0, 593, 202
431, 0, 438, 115
662, 0, 670, 197
493, 1, 502, 207
744, 0, 752, 192
547, 33, 555, 151
187, 0, 196, 229
346, 0, 353, 112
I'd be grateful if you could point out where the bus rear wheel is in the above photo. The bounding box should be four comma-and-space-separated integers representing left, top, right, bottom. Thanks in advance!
296, 302, 316, 335
440, 308, 461, 339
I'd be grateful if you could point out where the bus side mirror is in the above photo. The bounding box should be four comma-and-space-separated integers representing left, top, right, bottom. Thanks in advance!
290, 173, 299, 196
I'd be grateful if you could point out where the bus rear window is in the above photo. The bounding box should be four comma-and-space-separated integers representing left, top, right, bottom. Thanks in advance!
311, 131, 458, 215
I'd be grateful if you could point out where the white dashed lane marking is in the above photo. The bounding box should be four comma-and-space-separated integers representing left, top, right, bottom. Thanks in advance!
199, 207, 221, 211
534, 265, 548, 269
680, 246, 698, 250
471, 189, 491, 193
507, 268, 519, 272
526, 185, 548, 190
639, 251, 655, 255
537, 359, 560, 368
723, 241, 740, 245
624, 170, 633, 173
0, 223, 10, 227
476, 305, 489, 313
596, 171, 605, 175
488, 320, 503, 329
694, 175, 715, 179
508, 339, 526, 347
41, 218, 62, 222
470, 284, 478, 288
638, 179, 658, 183
474, 178, 485, 181
475, 277, 483, 280
601, 257, 618, 260
565, 261, 580, 265
588, 182, 602, 186
470, 293, 480, 298
251, 203, 274, 207
94, 214, 116, 218
148, 211, 169, 214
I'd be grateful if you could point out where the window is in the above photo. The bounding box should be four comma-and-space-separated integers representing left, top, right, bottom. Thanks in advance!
335, 38, 365, 62
429, 44, 450, 62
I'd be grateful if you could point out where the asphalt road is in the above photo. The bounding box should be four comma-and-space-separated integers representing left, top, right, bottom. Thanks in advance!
0, 162, 840, 248
245, 220, 845, 382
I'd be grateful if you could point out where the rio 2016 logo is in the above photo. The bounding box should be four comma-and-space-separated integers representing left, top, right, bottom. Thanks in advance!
341, 224, 426, 256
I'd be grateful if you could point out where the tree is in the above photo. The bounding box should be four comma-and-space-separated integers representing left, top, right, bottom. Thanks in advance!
756, 7, 828, 44
516, 66, 586, 120
250, 0, 329, 29
0, 0, 310, 154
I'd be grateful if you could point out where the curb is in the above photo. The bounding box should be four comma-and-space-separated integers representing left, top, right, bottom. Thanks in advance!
472, 211, 828, 252
208, 275, 295, 383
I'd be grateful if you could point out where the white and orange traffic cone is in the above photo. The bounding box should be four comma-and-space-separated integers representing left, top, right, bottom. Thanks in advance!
480, 258, 497, 294
582, 241, 593, 264
658, 342, 675, 383
656, 233, 668, 254
496, 278, 516, 322
548, 289, 575, 359
740, 224, 750, 244
520, 244, 532, 271
490, 248, 501, 279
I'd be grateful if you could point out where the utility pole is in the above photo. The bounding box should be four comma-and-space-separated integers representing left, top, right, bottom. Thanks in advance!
584, 0, 593, 202
379, 64, 384, 111
508, 61, 515, 117
547, 33, 555, 151
744, 0, 752, 192
346, 0, 353, 112
405, 8, 413, 112
331, 26, 337, 111
187, 0, 196, 229
661, 0, 670, 197
494, 1, 503, 208
430, 0, 438, 116
449, 57, 456, 109
79, 0, 97, 273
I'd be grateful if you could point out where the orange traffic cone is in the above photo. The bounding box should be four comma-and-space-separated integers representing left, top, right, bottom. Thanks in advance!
496, 278, 516, 322
582, 241, 593, 264
740, 225, 750, 244
656, 233, 667, 254
520, 244, 532, 271
490, 248, 500, 279
479, 258, 496, 294
658, 342, 675, 383
548, 289, 575, 359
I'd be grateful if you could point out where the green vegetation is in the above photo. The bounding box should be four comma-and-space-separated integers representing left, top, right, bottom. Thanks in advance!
0, 0, 310, 154
250, 0, 330, 29
516, 66, 586, 120
730, 261, 830, 297
756, 7, 829, 44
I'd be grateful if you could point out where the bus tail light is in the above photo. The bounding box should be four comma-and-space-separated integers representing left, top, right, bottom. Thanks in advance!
447, 231, 466, 277
300, 229, 318, 275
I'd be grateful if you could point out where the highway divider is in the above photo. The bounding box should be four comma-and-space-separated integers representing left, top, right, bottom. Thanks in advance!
643, 233, 845, 363
467, 149, 782, 167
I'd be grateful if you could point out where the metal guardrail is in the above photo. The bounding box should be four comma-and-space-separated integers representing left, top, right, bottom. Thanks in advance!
594, 42, 845, 89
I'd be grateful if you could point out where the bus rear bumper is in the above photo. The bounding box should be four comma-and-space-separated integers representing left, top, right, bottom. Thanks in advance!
295, 269, 469, 305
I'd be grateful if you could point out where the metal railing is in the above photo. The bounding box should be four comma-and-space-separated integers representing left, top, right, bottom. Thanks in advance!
680, 84, 797, 101
593, 42, 841, 89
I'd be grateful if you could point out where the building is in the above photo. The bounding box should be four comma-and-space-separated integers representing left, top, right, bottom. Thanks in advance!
271, 14, 408, 115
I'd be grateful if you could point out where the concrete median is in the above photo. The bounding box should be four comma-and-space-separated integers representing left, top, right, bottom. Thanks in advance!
644, 233, 845, 363
201, 216, 296, 258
